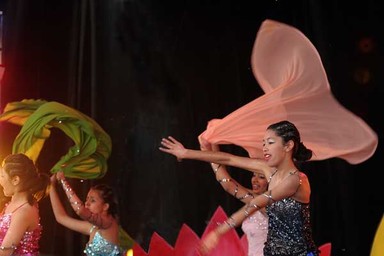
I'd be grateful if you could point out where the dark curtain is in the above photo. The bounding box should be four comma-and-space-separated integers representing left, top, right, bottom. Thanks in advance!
0, 0, 382, 255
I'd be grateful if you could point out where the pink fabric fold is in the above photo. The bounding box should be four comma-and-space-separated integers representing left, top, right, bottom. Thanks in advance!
199, 19, 378, 164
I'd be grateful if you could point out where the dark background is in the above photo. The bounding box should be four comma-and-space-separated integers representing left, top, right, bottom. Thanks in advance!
0, 0, 382, 255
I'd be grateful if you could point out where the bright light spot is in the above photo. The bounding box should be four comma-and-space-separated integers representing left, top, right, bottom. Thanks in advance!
126, 249, 133, 256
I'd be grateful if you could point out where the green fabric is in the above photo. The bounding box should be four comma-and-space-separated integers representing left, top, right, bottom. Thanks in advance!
0, 99, 112, 179
119, 226, 135, 251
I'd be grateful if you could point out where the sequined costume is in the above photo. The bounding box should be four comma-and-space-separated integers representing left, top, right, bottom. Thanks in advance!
0, 203, 42, 255
241, 210, 268, 256
84, 228, 123, 256
263, 172, 318, 256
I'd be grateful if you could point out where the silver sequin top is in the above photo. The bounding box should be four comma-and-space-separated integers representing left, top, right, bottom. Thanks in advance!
84, 231, 123, 256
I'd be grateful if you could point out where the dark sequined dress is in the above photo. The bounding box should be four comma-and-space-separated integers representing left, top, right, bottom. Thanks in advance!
263, 171, 318, 256
264, 197, 318, 256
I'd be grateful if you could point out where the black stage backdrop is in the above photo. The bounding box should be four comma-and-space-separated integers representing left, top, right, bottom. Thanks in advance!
0, 0, 382, 255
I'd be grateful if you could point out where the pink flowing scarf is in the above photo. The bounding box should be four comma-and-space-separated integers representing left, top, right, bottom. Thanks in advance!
199, 19, 377, 164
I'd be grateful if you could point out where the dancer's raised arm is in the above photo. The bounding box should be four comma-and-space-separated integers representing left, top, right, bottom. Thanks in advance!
160, 136, 272, 177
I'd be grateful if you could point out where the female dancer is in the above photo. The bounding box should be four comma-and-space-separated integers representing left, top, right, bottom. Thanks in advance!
49, 171, 124, 255
160, 120, 319, 256
0, 153, 50, 256
204, 143, 268, 256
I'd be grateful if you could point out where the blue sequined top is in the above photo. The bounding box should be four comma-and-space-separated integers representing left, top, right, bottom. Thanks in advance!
84, 231, 123, 256
264, 197, 318, 256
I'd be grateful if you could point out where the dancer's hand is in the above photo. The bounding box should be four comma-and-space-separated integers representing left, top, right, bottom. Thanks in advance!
199, 230, 220, 255
50, 173, 57, 184
50, 171, 65, 186
198, 135, 212, 151
159, 136, 187, 161
56, 171, 65, 181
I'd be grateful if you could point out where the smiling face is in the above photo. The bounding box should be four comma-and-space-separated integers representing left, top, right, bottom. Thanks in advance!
251, 171, 268, 195
262, 129, 291, 167
85, 188, 109, 214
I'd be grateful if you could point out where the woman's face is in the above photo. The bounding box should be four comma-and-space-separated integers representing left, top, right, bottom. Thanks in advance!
85, 189, 108, 214
251, 171, 268, 195
262, 129, 287, 167
0, 166, 14, 197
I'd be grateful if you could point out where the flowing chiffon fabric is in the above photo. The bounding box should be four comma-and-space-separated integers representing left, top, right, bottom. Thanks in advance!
199, 19, 377, 164
0, 99, 112, 179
